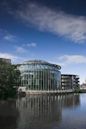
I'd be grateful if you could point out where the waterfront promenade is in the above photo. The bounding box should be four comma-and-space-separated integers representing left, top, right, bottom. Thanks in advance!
25, 89, 75, 95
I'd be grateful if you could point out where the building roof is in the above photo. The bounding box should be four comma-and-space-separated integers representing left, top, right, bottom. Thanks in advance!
18, 60, 61, 70
61, 74, 79, 78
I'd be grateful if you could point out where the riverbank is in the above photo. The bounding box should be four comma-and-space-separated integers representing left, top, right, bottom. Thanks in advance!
79, 89, 86, 93
17, 89, 86, 96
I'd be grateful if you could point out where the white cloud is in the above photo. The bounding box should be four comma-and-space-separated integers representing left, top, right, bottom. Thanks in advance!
3, 33, 16, 42
27, 43, 37, 47
0, 29, 16, 42
17, 3, 86, 43
0, 52, 26, 64
59, 55, 86, 65
16, 42, 37, 54
16, 46, 27, 53
0, 52, 17, 62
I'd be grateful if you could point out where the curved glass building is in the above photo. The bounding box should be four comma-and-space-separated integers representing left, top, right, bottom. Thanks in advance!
17, 60, 61, 91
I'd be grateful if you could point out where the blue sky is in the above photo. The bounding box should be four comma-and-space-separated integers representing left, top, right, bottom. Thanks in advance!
0, 0, 86, 83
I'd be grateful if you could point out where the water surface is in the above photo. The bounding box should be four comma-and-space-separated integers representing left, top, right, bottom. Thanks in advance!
0, 94, 86, 129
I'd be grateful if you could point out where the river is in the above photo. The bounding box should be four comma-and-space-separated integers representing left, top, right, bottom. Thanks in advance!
0, 93, 86, 129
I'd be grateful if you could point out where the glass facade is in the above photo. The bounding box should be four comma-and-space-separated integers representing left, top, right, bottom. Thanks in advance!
17, 60, 61, 91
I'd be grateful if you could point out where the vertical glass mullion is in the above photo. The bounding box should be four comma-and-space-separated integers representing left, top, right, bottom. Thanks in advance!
43, 69, 44, 91
49, 69, 51, 91
32, 64, 34, 90
40, 68, 42, 90
48, 69, 49, 91
54, 71, 55, 90
40, 65, 41, 90
38, 70, 39, 90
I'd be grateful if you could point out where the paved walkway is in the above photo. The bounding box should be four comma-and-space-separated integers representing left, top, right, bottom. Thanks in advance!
26, 89, 74, 94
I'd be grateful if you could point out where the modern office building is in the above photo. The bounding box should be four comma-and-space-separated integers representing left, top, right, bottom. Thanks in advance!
61, 74, 79, 90
0, 58, 11, 64
17, 60, 61, 91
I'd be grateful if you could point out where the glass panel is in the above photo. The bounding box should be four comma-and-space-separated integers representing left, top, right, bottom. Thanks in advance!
18, 63, 61, 91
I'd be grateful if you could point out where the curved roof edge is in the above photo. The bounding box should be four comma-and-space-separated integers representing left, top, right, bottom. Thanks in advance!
20, 60, 61, 70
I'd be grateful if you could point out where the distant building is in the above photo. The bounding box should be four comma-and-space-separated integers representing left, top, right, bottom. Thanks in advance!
61, 74, 79, 90
80, 83, 86, 89
0, 58, 11, 64
17, 60, 61, 91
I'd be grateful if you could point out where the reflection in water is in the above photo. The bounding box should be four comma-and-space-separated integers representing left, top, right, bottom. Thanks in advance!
61, 94, 80, 108
0, 100, 19, 129
0, 94, 80, 129
16, 95, 62, 129
16, 94, 80, 129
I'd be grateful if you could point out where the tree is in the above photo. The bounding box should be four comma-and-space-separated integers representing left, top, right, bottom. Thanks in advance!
0, 62, 20, 99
